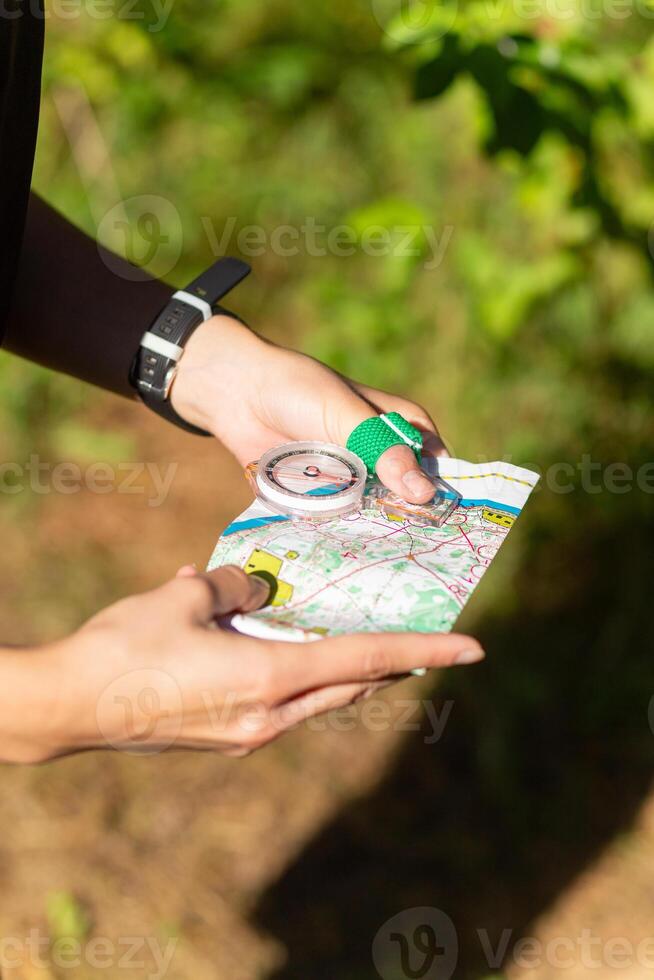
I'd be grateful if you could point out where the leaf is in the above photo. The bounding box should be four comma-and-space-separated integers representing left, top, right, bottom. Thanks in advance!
487, 83, 546, 156
414, 35, 461, 100
462, 45, 545, 156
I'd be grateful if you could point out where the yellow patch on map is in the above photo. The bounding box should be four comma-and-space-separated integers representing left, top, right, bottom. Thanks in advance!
272, 581, 294, 607
245, 549, 282, 576
244, 549, 294, 607
482, 508, 515, 529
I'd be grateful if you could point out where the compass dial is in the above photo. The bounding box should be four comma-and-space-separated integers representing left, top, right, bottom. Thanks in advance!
265, 449, 358, 498
255, 442, 367, 519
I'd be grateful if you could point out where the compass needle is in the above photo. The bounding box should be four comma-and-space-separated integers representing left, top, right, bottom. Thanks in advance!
249, 442, 368, 522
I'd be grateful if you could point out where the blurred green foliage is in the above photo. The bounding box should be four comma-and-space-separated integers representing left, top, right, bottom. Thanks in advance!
386, 0, 654, 274
3, 0, 652, 522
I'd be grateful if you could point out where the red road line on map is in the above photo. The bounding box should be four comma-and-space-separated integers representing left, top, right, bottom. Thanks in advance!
287, 552, 414, 609
224, 514, 487, 617
285, 524, 470, 611
458, 526, 476, 552
361, 525, 414, 546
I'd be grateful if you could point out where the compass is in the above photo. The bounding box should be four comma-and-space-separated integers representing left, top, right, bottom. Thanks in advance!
250, 442, 368, 521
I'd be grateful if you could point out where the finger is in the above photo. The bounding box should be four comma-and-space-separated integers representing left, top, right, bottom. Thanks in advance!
270, 680, 391, 731
176, 564, 198, 578
375, 443, 437, 504
170, 565, 271, 624
277, 631, 485, 695
422, 430, 451, 459
348, 381, 450, 458
349, 382, 437, 432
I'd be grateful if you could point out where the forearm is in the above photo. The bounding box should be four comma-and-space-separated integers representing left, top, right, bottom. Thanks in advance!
4, 195, 170, 397
0, 641, 70, 765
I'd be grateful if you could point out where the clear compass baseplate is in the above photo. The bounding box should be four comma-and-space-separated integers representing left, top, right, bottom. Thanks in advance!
245, 441, 461, 528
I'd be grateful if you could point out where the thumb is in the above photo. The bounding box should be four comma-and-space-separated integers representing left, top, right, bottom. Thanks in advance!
327, 387, 436, 505
375, 444, 437, 504
167, 565, 271, 624
288, 361, 436, 506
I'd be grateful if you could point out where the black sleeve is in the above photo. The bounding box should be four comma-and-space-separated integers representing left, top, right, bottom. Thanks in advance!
0, 8, 44, 342
4, 195, 172, 398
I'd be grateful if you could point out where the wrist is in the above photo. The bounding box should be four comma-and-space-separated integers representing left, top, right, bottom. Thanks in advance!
170, 313, 268, 434
0, 641, 74, 764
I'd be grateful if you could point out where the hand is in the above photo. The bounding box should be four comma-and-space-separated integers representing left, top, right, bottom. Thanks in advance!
171, 315, 449, 504
5, 567, 484, 763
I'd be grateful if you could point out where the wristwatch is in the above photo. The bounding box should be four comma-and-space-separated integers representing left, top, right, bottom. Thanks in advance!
129, 257, 251, 435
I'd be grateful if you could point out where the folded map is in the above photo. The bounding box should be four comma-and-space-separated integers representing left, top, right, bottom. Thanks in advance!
207, 458, 539, 642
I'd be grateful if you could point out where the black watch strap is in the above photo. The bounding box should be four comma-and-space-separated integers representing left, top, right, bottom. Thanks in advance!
130, 257, 251, 436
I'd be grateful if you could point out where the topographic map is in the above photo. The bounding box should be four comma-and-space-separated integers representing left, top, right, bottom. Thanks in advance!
208, 459, 539, 641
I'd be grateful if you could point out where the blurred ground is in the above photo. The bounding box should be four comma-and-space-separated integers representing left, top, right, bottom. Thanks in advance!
0, 387, 653, 980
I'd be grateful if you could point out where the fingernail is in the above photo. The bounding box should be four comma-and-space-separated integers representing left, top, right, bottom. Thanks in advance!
454, 648, 486, 666
402, 469, 435, 501
249, 573, 273, 603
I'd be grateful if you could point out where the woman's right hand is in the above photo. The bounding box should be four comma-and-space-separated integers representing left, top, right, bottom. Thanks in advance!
3, 566, 484, 764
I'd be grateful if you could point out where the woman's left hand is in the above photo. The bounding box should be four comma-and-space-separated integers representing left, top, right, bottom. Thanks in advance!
171, 314, 448, 504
